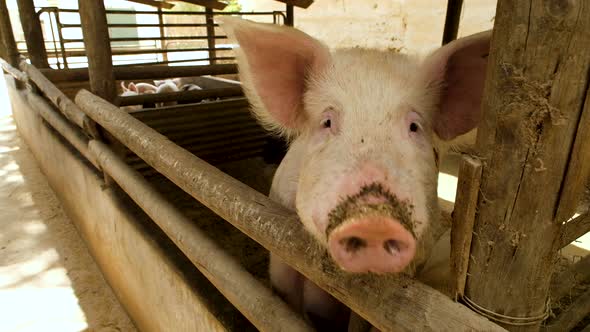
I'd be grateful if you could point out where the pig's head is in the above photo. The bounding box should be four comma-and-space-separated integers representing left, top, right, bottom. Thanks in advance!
221, 18, 490, 274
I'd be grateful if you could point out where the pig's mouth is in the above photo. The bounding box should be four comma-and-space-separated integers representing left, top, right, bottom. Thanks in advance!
325, 182, 416, 239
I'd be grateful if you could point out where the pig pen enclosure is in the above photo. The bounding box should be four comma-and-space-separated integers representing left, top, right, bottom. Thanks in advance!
1, 0, 589, 331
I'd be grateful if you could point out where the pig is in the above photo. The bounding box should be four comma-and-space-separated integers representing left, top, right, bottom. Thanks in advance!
220, 17, 490, 328
119, 81, 158, 111
153, 79, 180, 107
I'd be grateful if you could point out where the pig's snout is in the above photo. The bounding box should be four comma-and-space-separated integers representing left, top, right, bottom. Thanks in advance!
328, 216, 416, 273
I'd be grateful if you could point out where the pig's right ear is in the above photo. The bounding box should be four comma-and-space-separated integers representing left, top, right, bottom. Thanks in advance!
219, 17, 331, 137
420, 30, 491, 141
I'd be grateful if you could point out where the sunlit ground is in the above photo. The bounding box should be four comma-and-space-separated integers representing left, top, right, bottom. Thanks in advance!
0, 76, 134, 332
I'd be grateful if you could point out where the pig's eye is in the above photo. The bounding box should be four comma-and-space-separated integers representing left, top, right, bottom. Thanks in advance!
409, 122, 419, 132
322, 118, 332, 129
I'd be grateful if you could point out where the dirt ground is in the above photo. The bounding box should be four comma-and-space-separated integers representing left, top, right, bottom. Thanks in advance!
0, 77, 136, 331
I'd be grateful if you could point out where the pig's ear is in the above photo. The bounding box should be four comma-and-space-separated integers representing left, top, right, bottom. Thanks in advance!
219, 17, 331, 137
128, 82, 138, 93
421, 30, 491, 140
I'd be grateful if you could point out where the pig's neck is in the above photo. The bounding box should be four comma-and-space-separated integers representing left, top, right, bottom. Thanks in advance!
268, 138, 307, 210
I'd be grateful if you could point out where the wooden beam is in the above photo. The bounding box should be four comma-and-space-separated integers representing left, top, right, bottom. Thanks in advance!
75, 88, 506, 332
450, 155, 482, 300
170, 0, 227, 10
0, 0, 19, 67
39, 64, 238, 82
78, 0, 116, 102
16, 0, 49, 68
560, 213, 590, 248
273, 0, 313, 9
465, 1, 590, 331
127, 0, 175, 9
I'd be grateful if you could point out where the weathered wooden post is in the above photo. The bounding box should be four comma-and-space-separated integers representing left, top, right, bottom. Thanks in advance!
0, 0, 19, 67
78, 0, 116, 102
463, 1, 590, 331
16, 0, 49, 68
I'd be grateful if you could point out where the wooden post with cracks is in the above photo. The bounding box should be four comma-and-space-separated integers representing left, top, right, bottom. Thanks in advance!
0, 0, 23, 89
465, 1, 590, 331
77, 0, 121, 185
16, 0, 49, 68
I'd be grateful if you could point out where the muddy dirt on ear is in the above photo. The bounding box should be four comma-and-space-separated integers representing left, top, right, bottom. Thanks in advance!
325, 182, 415, 238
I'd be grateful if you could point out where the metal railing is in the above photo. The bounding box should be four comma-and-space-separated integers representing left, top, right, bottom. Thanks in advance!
20, 7, 286, 69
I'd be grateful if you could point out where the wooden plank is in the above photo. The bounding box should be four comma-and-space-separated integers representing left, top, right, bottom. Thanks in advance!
75, 89, 505, 332
544, 289, 590, 332
40, 64, 238, 82
16, 0, 49, 68
171, 0, 227, 10
127, 0, 175, 9
0, 0, 19, 67
273, 0, 314, 9
560, 213, 590, 248
465, 1, 590, 331
78, 0, 116, 102
450, 155, 482, 300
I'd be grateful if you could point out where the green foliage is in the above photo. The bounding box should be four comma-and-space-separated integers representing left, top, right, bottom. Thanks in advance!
222, 0, 242, 12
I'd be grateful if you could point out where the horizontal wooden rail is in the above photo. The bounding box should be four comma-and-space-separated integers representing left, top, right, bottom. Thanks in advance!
75, 89, 503, 332
117, 86, 243, 106
41, 64, 237, 82
87, 139, 312, 332
26, 91, 99, 170
19, 61, 99, 138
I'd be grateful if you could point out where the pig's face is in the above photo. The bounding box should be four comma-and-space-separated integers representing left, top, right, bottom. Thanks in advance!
221, 18, 490, 274
294, 50, 441, 273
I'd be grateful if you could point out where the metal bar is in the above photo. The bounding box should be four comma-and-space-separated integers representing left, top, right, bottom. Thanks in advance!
115, 56, 234, 67
117, 86, 243, 106
205, 8, 216, 64
74, 89, 505, 332
127, 0, 175, 9
41, 63, 237, 82
171, 0, 227, 10
54, 46, 232, 57
62, 23, 218, 28
87, 139, 312, 332
441, 0, 463, 45
285, 4, 294, 26
54, 10, 69, 68
157, 7, 168, 63
43, 7, 279, 15
62, 35, 228, 43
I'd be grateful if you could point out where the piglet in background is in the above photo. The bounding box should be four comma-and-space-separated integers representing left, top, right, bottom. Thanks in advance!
154, 79, 180, 107
220, 17, 490, 330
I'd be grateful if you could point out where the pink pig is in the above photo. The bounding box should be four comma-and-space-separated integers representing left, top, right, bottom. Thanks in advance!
221, 17, 490, 328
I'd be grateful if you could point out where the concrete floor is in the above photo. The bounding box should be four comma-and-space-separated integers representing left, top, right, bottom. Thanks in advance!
0, 77, 136, 331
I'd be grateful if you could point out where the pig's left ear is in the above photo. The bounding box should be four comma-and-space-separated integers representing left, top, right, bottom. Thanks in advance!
421, 30, 492, 140
219, 17, 331, 137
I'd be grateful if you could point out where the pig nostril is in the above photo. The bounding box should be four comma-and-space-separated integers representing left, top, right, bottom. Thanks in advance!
340, 236, 367, 253
384, 239, 401, 255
